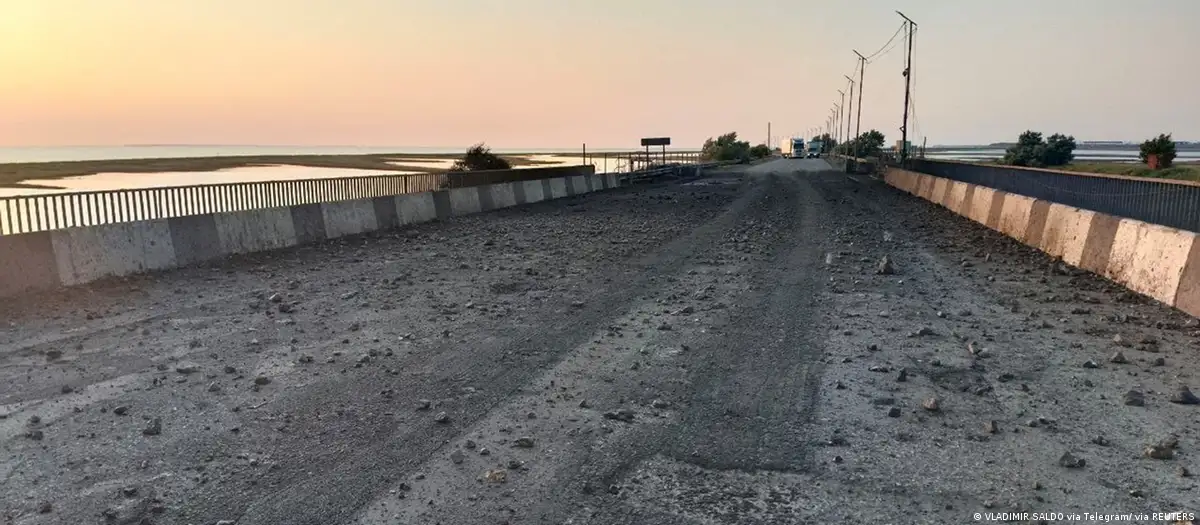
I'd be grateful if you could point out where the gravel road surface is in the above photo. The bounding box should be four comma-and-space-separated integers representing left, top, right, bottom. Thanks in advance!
2, 159, 1197, 524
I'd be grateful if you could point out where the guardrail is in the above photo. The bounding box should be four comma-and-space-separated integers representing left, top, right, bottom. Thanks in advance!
0, 152, 703, 236
906, 158, 1200, 233
584, 152, 701, 174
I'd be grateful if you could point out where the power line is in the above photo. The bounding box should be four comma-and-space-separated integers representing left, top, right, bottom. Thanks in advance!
866, 37, 904, 64
864, 23, 906, 61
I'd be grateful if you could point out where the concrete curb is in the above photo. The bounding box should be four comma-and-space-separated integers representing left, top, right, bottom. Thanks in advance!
0, 166, 603, 298
885, 167, 1200, 316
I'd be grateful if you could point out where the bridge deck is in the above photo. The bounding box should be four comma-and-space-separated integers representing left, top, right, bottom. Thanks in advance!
2, 159, 1196, 524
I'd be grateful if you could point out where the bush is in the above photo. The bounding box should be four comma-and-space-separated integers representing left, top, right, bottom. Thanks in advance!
836, 130, 886, 157
449, 143, 511, 172
1139, 133, 1177, 168
749, 144, 772, 159
700, 132, 752, 163
1002, 131, 1076, 168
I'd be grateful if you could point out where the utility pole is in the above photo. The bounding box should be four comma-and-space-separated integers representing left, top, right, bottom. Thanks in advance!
853, 50, 865, 155
767, 122, 771, 148
844, 75, 855, 146
829, 109, 836, 145
832, 107, 838, 143
836, 90, 845, 149
897, 10, 917, 163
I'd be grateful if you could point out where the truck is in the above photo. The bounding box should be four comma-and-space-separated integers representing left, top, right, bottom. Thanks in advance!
780, 137, 806, 159
806, 140, 824, 158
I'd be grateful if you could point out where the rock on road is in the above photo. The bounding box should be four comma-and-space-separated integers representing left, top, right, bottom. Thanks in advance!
2, 159, 1197, 524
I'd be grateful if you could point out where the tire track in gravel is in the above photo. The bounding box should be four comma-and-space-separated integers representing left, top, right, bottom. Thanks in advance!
228, 174, 784, 525
656, 169, 832, 473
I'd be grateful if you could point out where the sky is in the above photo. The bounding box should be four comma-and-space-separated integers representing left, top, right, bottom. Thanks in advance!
1, 0, 1198, 149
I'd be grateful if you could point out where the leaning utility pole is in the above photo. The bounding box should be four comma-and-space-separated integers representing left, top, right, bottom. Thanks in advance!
853, 50, 866, 154
897, 10, 916, 163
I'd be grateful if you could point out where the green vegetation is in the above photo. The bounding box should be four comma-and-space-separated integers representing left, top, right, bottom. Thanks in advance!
700, 132, 753, 162
835, 130, 886, 157
449, 143, 511, 172
1001, 131, 1076, 167
749, 143, 772, 159
1055, 161, 1200, 181
1139, 133, 1177, 168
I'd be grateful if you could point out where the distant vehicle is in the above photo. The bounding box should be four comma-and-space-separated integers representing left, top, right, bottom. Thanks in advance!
806, 140, 824, 158
780, 138, 805, 159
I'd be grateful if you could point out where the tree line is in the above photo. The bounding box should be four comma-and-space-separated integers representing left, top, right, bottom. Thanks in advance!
997, 131, 1177, 169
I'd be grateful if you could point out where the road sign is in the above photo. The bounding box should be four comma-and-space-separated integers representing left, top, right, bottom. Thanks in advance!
640, 137, 671, 147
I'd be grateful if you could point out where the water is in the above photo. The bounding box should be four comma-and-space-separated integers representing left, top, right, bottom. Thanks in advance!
0, 149, 654, 234
0, 152, 642, 235
0, 165, 424, 197
0, 154, 625, 198
0, 145, 672, 164
926, 148, 1200, 163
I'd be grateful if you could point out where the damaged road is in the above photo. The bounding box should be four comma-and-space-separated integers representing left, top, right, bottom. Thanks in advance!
1, 159, 1197, 524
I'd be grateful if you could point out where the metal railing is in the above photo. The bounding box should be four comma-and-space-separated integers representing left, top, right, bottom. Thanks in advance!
0, 152, 703, 236
906, 158, 1200, 233
582, 152, 701, 174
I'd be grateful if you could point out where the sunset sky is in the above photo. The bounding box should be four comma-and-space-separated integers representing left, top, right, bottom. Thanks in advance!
1, 0, 1197, 148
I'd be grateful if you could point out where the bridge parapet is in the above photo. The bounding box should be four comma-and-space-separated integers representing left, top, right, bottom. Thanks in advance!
885, 165, 1200, 319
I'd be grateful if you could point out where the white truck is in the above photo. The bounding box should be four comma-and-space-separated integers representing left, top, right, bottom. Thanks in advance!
806, 140, 824, 158
779, 137, 806, 159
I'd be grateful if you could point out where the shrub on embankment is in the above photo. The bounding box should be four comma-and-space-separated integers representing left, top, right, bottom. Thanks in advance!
1140, 133, 1177, 168
700, 133, 752, 162
450, 143, 512, 172
1002, 131, 1077, 168
835, 130, 886, 157
699, 133, 774, 163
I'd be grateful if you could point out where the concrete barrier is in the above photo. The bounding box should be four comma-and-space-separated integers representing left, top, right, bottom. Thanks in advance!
885, 166, 1200, 317
1104, 220, 1195, 306
568, 175, 588, 195
489, 183, 518, 209
215, 208, 297, 255
0, 165, 620, 298
2, 232, 64, 296
52, 220, 178, 285
996, 192, 1038, 241
448, 187, 482, 216
321, 198, 379, 239
547, 178, 569, 199
522, 180, 546, 203
397, 193, 437, 224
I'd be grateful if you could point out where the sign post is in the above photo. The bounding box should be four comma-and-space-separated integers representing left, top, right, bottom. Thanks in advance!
640, 137, 670, 170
